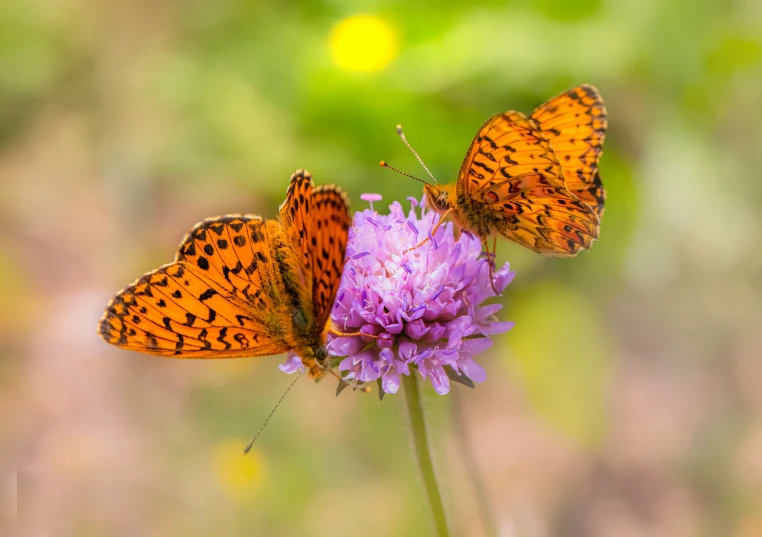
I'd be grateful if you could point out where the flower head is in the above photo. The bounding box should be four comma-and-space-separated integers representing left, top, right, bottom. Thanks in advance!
324, 197, 514, 395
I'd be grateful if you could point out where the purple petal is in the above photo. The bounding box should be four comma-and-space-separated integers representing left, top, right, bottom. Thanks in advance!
399, 341, 418, 361
480, 321, 515, 335
428, 230, 438, 249
462, 337, 493, 354
327, 336, 365, 357
430, 285, 445, 301
459, 358, 487, 383
404, 319, 430, 340
382, 370, 401, 394
385, 322, 404, 334
428, 366, 451, 395
377, 332, 394, 349
278, 353, 303, 374
447, 331, 463, 349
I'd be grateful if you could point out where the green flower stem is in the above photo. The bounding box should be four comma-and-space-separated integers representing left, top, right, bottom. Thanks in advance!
403, 373, 450, 537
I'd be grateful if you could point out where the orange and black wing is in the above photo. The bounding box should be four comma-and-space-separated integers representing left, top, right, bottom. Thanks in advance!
456, 111, 599, 255
278, 169, 351, 328
98, 215, 292, 358
308, 184, 351, 325
278, 170, 315, 289
471, 172, 599, 256
531, 84, 607, 216
457, 110, 566, 200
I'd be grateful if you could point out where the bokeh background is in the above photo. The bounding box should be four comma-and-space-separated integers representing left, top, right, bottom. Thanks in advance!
2, 0, 762, 535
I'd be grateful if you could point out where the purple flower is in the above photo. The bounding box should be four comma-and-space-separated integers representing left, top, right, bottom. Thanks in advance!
360, 193, 383, 211
279, 352, 303, 374
324, 197, 514, 395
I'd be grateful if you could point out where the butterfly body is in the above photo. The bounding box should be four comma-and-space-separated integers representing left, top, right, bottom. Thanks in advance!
422, 85, 607, 257
425, 182, 498, 238
98, 170, 350, 379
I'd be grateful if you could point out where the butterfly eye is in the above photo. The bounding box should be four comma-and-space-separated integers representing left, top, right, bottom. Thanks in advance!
436, 193, 449, 211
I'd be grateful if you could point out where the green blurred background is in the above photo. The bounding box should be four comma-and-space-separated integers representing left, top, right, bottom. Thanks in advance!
2, 0, 762, 535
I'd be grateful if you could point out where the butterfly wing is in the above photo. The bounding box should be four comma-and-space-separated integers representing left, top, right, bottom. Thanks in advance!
457, 111, 566, 200
278, 169, 351, 329
472, 172, 599, 255
278, 170, 315, 291
308, 184, 351, 325
456, 111, 599, 255
531, 84, 607, 216
98, 215, 292, 358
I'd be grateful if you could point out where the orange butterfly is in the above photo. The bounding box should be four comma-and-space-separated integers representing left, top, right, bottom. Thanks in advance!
97, 170, 351, 379
388, 85, 607, 286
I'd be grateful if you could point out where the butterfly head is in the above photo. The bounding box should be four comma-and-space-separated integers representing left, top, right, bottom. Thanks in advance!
314, 345, 328, 366
423, 183, 453, 214
299, 345, 330, 379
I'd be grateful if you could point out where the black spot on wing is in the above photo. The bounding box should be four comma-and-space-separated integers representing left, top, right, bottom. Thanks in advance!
174, 334, 184, 353
233, 333, 249, 348
199, 288, 217, 301
198, 328, 211, 350
217, 327, 231, 350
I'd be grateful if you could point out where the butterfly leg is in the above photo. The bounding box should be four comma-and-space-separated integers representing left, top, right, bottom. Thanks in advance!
482, 237, 499, 296
347, 374, 371, 392
329, 368, 354, 390
404, 209, 452, 253
326, 326, 379, 339
404, 236, 430, 254
330, 368, 371, 393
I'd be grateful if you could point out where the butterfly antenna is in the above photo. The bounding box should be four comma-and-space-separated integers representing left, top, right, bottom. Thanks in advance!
395, 124, 438, 184
243, 367, 304, 455
379, 161, 432, 186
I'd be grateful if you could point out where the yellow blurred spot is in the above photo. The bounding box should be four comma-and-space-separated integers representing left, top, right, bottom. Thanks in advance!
213, 438, 267, 499
330, 15, 398, 72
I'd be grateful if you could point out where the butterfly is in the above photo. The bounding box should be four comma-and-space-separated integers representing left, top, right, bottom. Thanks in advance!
403, 85, 607, 285
97, 170, 352, 379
